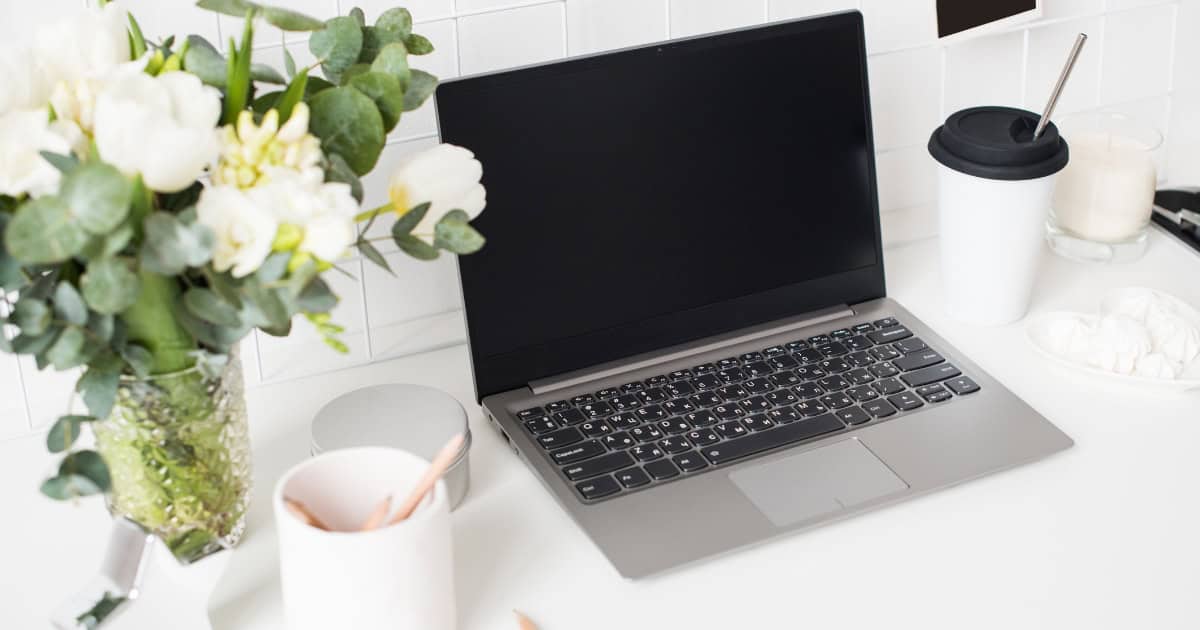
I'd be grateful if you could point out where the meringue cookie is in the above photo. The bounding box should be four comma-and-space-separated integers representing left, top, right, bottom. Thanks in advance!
1133, 353, 1180, 379
1144, 305, 1200, 366
1043, 314, 1095, 361
1086, 315, 1153, 375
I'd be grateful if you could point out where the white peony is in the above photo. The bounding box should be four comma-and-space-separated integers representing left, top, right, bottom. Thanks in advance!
0, 43, 50, 115
248, 170, 358, 262
388, 144, 486, 243
0, 110, 75, 198
93, 71, 222, 193
196, 186, 279, 278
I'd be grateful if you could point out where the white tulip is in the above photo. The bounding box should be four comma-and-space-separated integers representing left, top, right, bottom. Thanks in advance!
93, 71, 222, 193
196, 186, 279, 278
0, 43, 49, 115
0, 110, 75, 198
34, 4, 130, 87
388, 144, 486, 243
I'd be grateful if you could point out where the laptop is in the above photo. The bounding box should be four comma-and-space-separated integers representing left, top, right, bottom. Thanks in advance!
435, 10, 1073, 579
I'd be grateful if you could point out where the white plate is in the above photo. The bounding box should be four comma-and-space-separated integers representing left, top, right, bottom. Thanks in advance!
1026, 288, 1200, 392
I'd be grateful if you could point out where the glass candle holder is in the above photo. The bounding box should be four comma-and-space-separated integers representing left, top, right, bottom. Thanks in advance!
1046, 112, 1162, 263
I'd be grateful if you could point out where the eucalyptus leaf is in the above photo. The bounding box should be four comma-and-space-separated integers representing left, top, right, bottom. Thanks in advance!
87, 312, 115, 343
0, 213, 25, 291
309, 16, 363, 79
11, 328, 60, 356
376, 7, 413, 39
81, 257, 141, 315
404, 33, 434, 55
46, 327, 86, 369
61, 163, 132, 235
392, 202, 430, 237
324, 153, 364, 203
4, 196, 90, 264
195, 0, 256, 17
13, 300, 51, 335
53, 282, 88, 326
60, 450, 111, 493
240, 279, 290, 329
40, 473, 102, 500
434, 213, 486, 254
358, 25, 404, 64
395, 233, 439, 260
173, 299, 250, 352
251, 63, 287, 85
284, 47, 297, 78
350, 7, 366, 26
183, 35, 227, 87
308, 87, 385, 176
402, 69, 437, 112
252, 90, 283, 115
297, 277, 338, 312
46, 415, 94, 454
348, 71, 404, 131
357, 238, 393, 275
261, 5, 325, 31
119, 343, 154, 378
184, 288, 243, 327
80, 222, 135, 261
76, 359, 120, 418
141, 212, 215, 275
370, 42, 410, 88
39, 151, 79, 174
256, 252, 290, 283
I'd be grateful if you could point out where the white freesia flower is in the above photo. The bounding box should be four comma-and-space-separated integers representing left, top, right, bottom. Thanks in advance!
93, 71, 222, 193
0, 110, 75, 197
196, 186, 279, 278
0, 43, 49, 115
248, 170, 358, 262
214, 105, 324, 189
388, 144, 486, 243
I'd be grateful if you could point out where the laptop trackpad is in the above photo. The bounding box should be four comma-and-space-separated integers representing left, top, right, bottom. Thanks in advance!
729, 439, 909, 528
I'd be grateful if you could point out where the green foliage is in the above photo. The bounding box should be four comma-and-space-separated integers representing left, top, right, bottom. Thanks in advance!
222, 17, 255, 125
404, 33, 434, 55
53, 283, 88, 326
356, 238, 391, 275
128, 13, 148, 60
324, 153, 364, 203
140, 212, 215, 275
309, 16, 363, 82
0, 213, 25, 291
308, 87, 385, 176
376, 8, 413, 40
81, 258, 141, 315
184, 288, 243, 328
393, 201, 429, 236
348, 71, 404, 132
370, 42, 411, 88
196, 0, 324, 31
39, 151, 80, 174
402, 69, 437, 111
4, 196, 90, 264
434, 209, 486, 254
122, 271, 196, 375
47, 415, 95, 454
61, 163, 133, 235
395, 234, 439, 260
41, 450, 111, 500
277, 68, 309, 122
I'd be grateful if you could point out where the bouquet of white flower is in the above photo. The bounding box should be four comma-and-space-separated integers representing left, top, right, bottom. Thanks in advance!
0, 0, 486, 563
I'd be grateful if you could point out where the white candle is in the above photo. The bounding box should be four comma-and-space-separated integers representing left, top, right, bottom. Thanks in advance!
1051, 130, 1157, 243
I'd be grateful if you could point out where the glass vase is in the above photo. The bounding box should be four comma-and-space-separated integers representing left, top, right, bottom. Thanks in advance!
93, 355, 252, 564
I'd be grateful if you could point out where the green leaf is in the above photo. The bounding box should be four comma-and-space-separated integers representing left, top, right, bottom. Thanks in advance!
40, 473, 102, 500
4, 196, 90, 264
119, 343, 153, 377
370, 42, 410, 88
184, 288, 243, 327
341, 62, 371, 84
256, 252, 290, 283
46, 415, 95, 454
277, 68, 309, 122
53, 283, 89, 326
240, 279, 290, 329
80, 222, 135, 261
309, 16, 363, 80
140, 212, 215, 275
11, 328, 60, 356
39, 151, 79, 174
324, 153, 364, 203
395, 234, 439, 260
261, 5, 325, 31
358, 25, 404, 64
402, 69, 437, 112
376, 7, 413, 39
349, 6, 366, 26
88, 312, 115, 343
392, 201, 429, 237
308, 87, 385, 176
297, 277, 338, 312
183, 35, 227, 87
434, 211, 486, 254
81, 258, 141, 315
250, 63, 287, 84
195, 0, 256, 18
0, 213, 25, 291
348, 71, 404, 132
173, 299, 250, 352
284, 47, 297, 78
13, 299, 51, 335
60, 450, 112, 493
223, 16, 256, 125
76, 360, 121, 418
404, 33, 434, 55
45, 327, 85, 369
121, 271, 196, 374
357, 238, 393, 275
252, 90, 283, 115
61, 163, 132, 235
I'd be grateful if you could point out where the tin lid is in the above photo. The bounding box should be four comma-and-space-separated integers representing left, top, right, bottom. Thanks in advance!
310, 384, 471, 466
928, 106, 1070, 181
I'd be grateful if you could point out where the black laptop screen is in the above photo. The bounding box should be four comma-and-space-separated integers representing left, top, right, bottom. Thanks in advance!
437, 12, 884, 400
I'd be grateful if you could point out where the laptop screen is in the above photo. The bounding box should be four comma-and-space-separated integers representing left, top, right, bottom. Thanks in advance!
437, 12, 884, 400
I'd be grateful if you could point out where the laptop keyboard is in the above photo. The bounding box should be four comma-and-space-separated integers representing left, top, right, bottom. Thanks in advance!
514, 318, 981, 502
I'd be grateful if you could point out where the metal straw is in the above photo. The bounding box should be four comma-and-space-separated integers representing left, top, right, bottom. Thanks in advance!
1033, 33, 1088, 140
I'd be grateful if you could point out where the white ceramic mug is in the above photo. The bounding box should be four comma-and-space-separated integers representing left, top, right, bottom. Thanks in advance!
273, 447, 456, 630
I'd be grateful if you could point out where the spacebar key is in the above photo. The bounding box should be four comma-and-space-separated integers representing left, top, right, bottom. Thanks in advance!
701, 414, 845, 466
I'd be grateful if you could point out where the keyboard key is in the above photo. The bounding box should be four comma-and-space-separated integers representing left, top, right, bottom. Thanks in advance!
610, 413, 640, 430
926, 390, 952, 403
870, 346, 901, 361
539, 427, 583, 449
743, 361, 773, 377
636, 405, 667, 422
739, 396, 772, 413
844, 335, 874, 351
693, 363, 716, 374
630, 425, 663, 442
872, 378, 905, 395
894, 338, 928, 354
845, 368, 875, 385
808, 334, 830, 345
576, 476, 620, 500
692, 392, 722, 407
796, 400, 828, 417
717, 357, 740, 370
767, 406, 802, 424
580, 401, 614, 418
820, 393, 853, 410
744, 377, 773, 394
717, 368, 746, 384
868, 326, 913, 344
666, 381, 696, 397
563, 451, 634, 480
763, 345, 787, 357
894, 350, 945, 372
673, 452, 709, 472
863, 399, 898, 418
869, 363, 900, 379
792, 383, 824, 399
817, 375, 850, 391
546, 400, 572, 413
818, 358, 850, 373
765, 389, 798, 406
615, 467, 651, 488
603, 432, 636, 449
643, 459, 680, 480
873, 317, 898, 328
916, 383, 946, 397
620, 381, 645, 393
701, 414, 845, 466
847, 385, 879, 402
715, 421, 749, 439
668, 369, 692, 381
830, 328, 852, 340
818, 342, 849, 357
663, 398, 697, 415
769, 371, 802, 387
901, 363, 961, 388
610, 394, 642, 411
713, 404, 746, 420
657, 418, 691, 434
554, 408, 587, 425
524, 417, 559, 435
517, 407, 545, 420
646, 375, 669, 387
743, 415, 775, 432
580, 421, 612, 437
686, 429, 720, 447
795, 365, 827, 380
796, 348, 824, 364
596, 388, 620, 400
658, 436, 691, 454
836, 406, 872, 425
630, 444, 664, 461
945, 376, 981, 395
739, 351, 764, 362
852, 323, 875, 334
570, 394, 596, 406
693, 374, 721, 390
768, 354, 800, 370
717, 384, 749, 401
846, 351, 876, 367
551, 440, 605, 465
638, 387, 668, 403
785, 340, 809, 352
887, 392, 924, 411
685, 409, 718, 427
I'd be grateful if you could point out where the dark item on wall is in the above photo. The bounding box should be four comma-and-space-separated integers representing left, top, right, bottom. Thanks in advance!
937, 0, 1037, 38
1151, 188, 1200, 254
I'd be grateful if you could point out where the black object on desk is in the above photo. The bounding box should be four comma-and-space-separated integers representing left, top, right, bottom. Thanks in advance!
1152, 188, 1200, 254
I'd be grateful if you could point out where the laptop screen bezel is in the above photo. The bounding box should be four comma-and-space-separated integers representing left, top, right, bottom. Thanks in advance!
435, 11, 886, 403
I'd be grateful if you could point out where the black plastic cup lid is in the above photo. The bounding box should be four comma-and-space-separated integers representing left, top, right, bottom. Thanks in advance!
928, 106, 1070, 181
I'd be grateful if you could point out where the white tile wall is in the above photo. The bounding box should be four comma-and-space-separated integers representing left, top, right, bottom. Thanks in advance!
3, 0, 1199, 437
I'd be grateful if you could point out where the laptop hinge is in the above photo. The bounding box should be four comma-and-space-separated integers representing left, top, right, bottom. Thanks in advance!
529, 304, 855, 396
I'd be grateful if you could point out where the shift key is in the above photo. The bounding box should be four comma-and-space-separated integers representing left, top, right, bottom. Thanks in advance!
893, 350, 944, 372
563, 451, 635, 480
551, 440, 606, 465
901, 363, 961, 388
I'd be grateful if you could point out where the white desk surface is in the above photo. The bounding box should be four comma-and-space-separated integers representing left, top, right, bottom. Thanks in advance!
4, 230, 1200, 629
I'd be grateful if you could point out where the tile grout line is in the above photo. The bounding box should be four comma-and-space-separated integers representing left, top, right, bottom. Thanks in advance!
357, 258, 376, 360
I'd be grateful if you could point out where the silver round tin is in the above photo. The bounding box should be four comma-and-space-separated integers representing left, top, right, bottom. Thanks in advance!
310, 384, 471, 509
